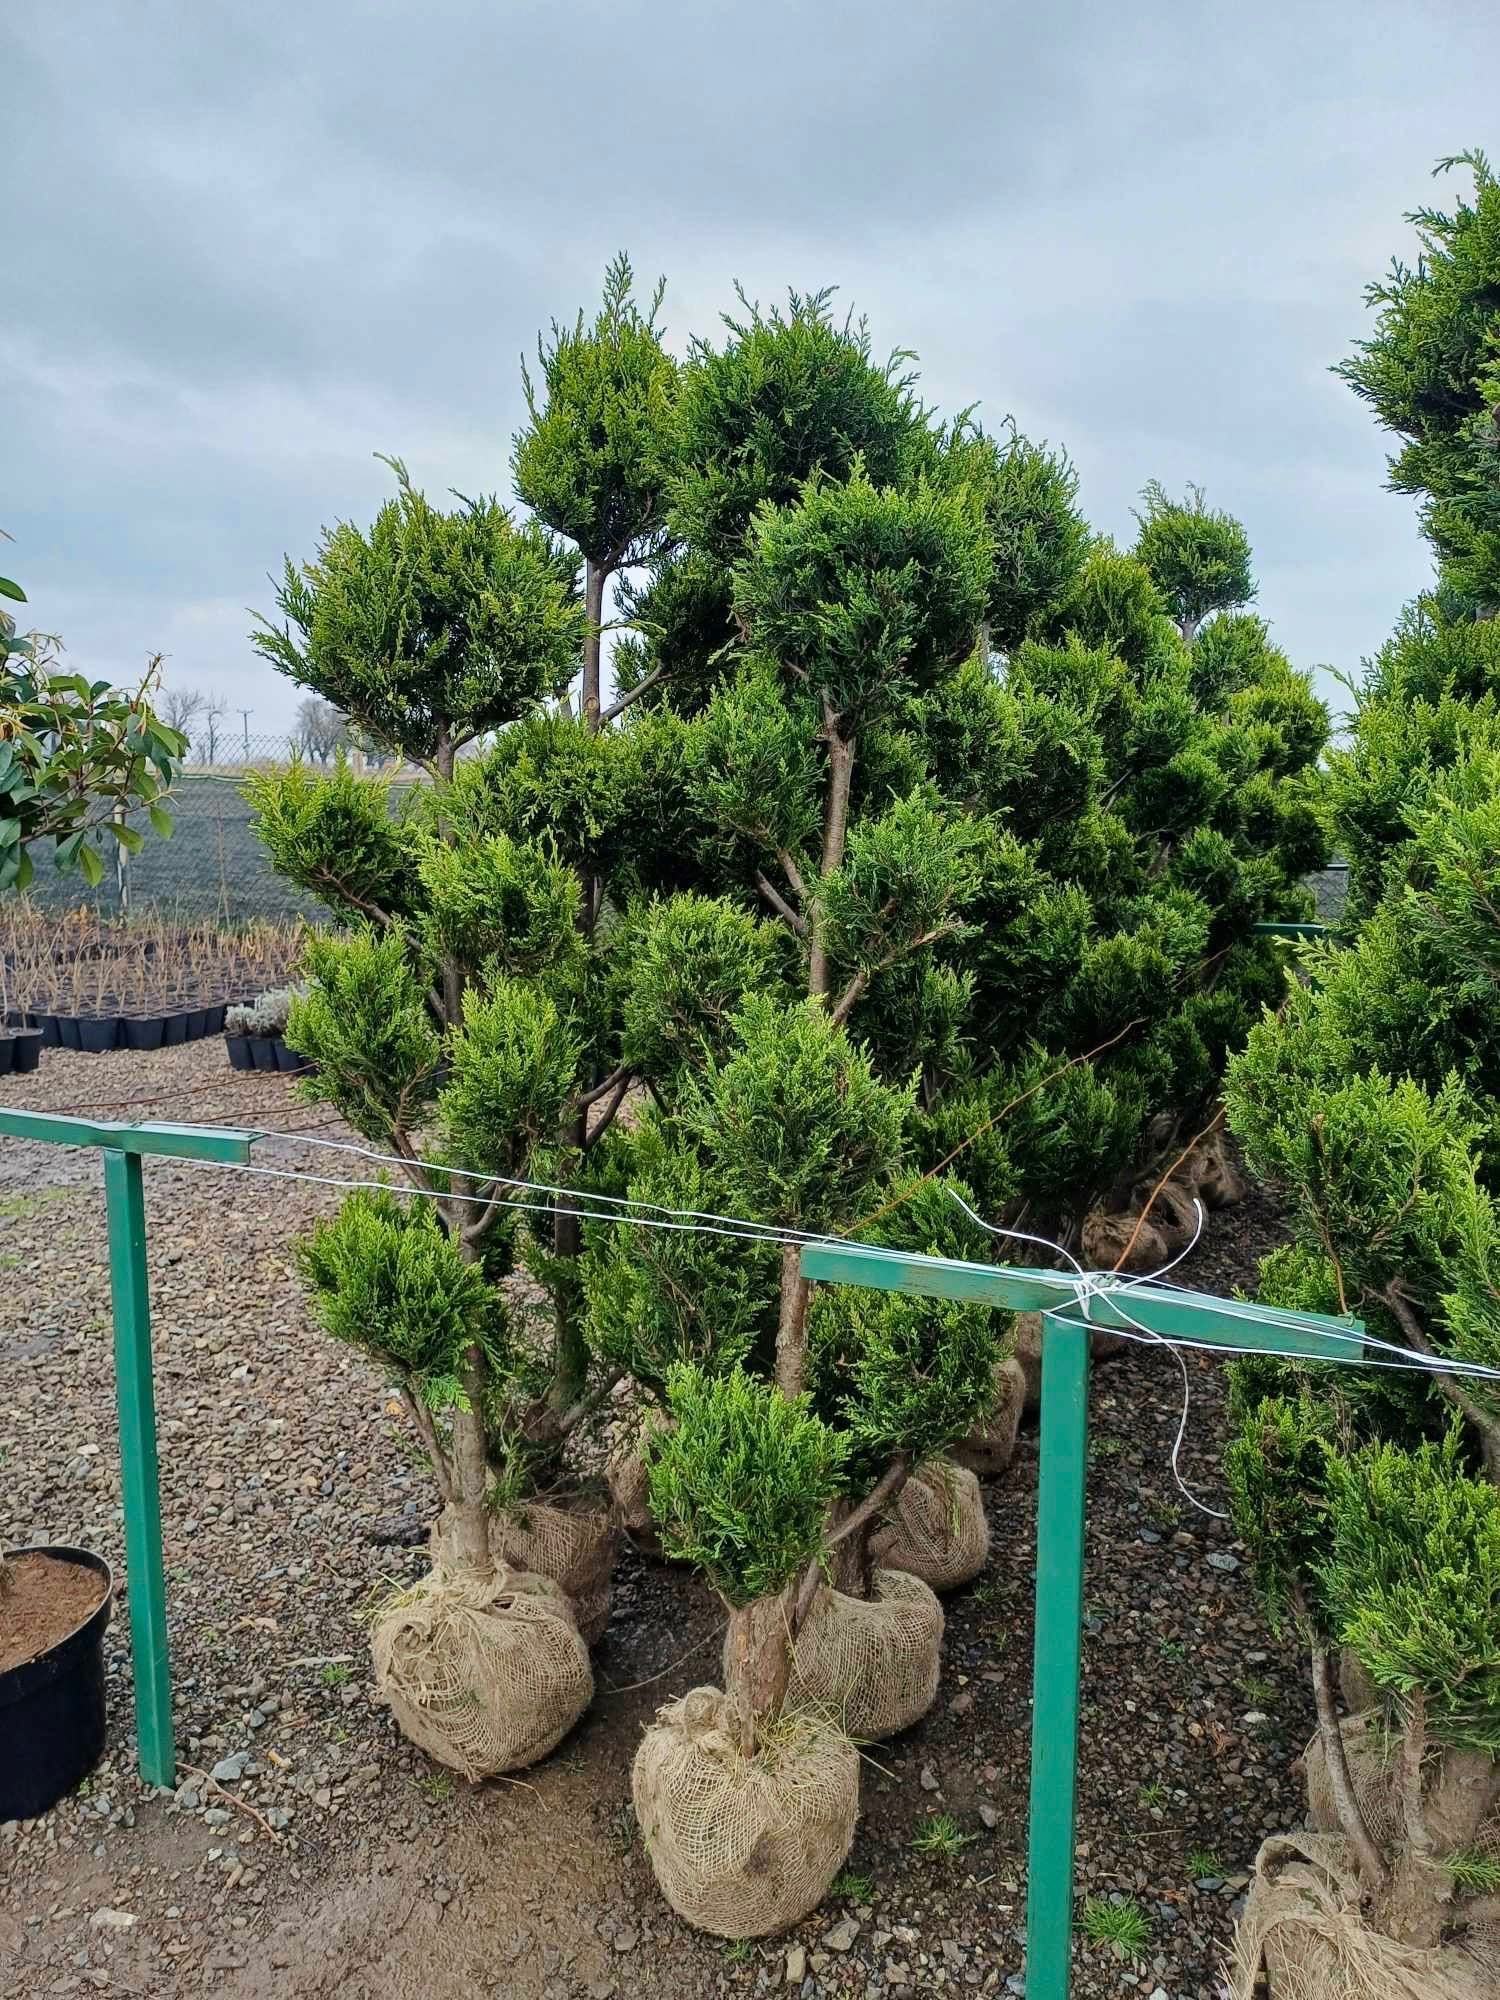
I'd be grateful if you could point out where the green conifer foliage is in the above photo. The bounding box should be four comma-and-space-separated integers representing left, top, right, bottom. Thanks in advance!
1131, 480, 1256, 643
1336, 151, 1500, 610
1221, 159, 1500, 1951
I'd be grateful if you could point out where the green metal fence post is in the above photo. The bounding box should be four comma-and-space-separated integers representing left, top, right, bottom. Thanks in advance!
101, 1145, 176, 1787
1025, 1316, 1091, 2000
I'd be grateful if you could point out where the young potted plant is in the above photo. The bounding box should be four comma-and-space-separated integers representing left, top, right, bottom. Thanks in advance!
0, 1545, 114, 1819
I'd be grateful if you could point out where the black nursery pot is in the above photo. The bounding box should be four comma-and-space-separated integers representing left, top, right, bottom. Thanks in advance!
58, 1015, 82, 1051
122, 1015, 167, 1053
11, 1032, 43, 1075
272, 1035, 305, 1073
162, 1010, 190, 1048
0, 1546, 112, 1821
225, 1034, 253, 1072
36, 1014, 62, 1049
0, 1038, 14, 1077
187, 1007, 210, 1040
203, 1003, 227, 1035
248, 1035, 279, 1072
77, 1016, 120, 1055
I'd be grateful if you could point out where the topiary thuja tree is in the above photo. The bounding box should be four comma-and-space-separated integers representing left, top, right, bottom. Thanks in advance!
1220, 154, 1500, 1996
249, 461, 631, 1772
600, 289, 1328, 1293
611, 991, 1008, 1932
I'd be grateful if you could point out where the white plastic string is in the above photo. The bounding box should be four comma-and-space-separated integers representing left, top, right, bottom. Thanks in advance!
208, 1157, 810, 1248
245, 1125, 836, 1248
161, 1143, 1500, 1389
947, 1188, 1230, 1520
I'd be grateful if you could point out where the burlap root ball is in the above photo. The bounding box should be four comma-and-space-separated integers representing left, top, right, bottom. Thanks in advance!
870, 1460, 990, 1592
952, 1356, 1027, 1479
783, 1569, 943, 1740
605, 1409, 672, 1557
1230, 1831, 1494, 2000
1292, 1718, 1500, 1992
370, 1567, 593, 1779
632, 1686, 859, 1938
492, 1501, 618, 1648
430, 1501, 619, 1646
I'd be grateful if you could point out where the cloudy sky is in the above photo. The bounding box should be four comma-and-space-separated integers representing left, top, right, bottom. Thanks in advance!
10, 1, 1497, 736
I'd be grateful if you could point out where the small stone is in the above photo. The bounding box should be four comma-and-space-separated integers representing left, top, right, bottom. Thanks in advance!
1206, 1552, 1240, 1573
784, 1945, 806, 1985
1241, 1711, 1269, 1727
312, 1787, 332, 1810
919, 1764, 940, 1792
89, 1909, 136, 1931
613, 1927, 638, 1953
978, 1803, 999, 1829
210, 1751, 250, 1784
1194, 1875, 1223, 1893
824, 1918, 860, 1952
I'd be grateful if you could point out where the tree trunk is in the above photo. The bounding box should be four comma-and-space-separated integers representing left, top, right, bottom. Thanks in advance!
1379, 1739, 1500, 1949
1309, 1636, 1388, 1893
775, 1242, 811, 1398
550, 1147, 589, 1413
432, 723, 463, 1026
724, 1594, 793, 1757
807, 727, 856, 1000
442, 1350, 495, 1579
582, 558, 607, 733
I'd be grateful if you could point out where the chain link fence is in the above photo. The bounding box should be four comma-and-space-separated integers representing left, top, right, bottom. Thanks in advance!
28, 731, 1354, 930
27, 737, 411, 925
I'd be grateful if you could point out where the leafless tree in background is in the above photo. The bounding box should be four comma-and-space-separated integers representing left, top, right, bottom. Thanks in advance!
294, 696, 349, 764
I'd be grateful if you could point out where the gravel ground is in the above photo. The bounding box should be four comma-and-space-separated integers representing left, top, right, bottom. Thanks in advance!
0, 1039, 1311, 1999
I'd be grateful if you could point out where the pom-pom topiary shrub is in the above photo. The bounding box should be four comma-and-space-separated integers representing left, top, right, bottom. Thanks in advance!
1222, 153, 1500, 1997
250, 261, 1330, 1903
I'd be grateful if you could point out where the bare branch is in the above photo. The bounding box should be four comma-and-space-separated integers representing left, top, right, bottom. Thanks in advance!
601, 666, 666, 724
756, 869, 808, 935
397, 1384, 454, 1503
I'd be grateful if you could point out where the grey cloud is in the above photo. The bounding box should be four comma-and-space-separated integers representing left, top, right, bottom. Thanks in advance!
9, 0, 1495, 724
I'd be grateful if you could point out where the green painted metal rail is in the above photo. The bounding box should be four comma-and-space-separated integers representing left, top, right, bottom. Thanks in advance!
800, 1237, 1363, 2000
0, 1110, 255, 1786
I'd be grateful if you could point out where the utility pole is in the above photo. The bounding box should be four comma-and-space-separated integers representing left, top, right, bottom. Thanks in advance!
238, 708, 253, 760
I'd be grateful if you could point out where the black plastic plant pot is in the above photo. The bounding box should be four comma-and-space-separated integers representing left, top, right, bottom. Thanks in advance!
36, 1014, 62, 1049
272, 1036, 305, 1073
0, 1038, 14, 1078
0, 1546, 112, 1821
187, 1007, 211, 1040
122, 1015, 167, 1053
163, 1011, 190, 1048
11, 1032, 43, 1076
225, 1034, 253, 1072
77, 1017, 120, 1055
58, 1016, 82, 1051
204, 1003, 227, 1035
248, 1035, 278, 1072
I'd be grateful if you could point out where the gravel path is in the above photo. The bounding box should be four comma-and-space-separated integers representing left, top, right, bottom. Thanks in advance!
0, 1040, 1310, 1998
